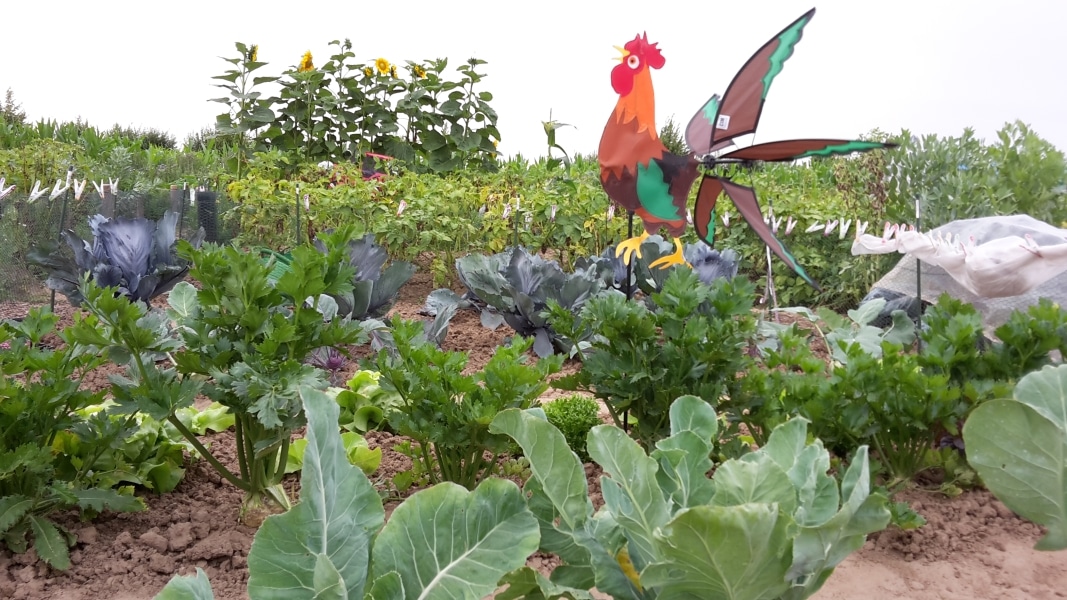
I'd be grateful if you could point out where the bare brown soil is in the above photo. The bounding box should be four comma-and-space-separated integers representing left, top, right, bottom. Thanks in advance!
2, 277, 1066, 599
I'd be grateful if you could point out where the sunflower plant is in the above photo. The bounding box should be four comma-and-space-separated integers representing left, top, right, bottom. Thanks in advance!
209, 42, 278, 177
210, 39, 502, 172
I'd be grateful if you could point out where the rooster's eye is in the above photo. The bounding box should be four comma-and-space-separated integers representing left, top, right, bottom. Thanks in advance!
627, 55, 640, 69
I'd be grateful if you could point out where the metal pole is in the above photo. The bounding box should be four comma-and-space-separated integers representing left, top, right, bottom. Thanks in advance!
295, 185, 301, 246
177, 182, 187, 239
623, 209, 635, 434
625, 211, 635, 301
50, 167, 73, 312
915, 196, 922, 352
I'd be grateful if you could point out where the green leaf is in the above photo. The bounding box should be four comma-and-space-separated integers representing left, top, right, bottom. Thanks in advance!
369, 478, 539, 600
847, 298, 884, 327
247, 386, 385, 599
0, 495, 32, 534
964, 396, 1067, 550
29, 515, 71, 570
668, 395, 718, 440
154, 567, 215, 599
1012, 363, 1067, 431
643, 504, 793, 600
167, 282, 199, 320
73, 488, 146, 513
587, 425, 671, 571
712, 455, 797, 515
496, 566, 595, 600
490, 408, 593, 529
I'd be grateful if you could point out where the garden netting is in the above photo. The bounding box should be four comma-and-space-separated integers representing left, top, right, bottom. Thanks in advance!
0, 188, 236, 303
855, 214, 1067, 334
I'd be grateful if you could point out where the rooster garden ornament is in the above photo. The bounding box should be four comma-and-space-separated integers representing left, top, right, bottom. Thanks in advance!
598, 8, 895, 289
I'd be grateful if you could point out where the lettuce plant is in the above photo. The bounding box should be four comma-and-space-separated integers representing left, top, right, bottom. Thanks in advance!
28, 210, 204, 306
155, 385, 539, 599
491, 396, 890, 599
963, 364, 1067, 550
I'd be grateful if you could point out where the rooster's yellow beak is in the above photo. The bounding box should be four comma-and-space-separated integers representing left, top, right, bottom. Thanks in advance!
613, 45, 630, 62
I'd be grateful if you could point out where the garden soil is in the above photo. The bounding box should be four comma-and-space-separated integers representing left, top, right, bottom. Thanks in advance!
2, 271, 1066, 599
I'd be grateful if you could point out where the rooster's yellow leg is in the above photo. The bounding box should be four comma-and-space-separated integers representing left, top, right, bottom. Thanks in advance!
615, 232, 650, 265
649, 238, 689, 269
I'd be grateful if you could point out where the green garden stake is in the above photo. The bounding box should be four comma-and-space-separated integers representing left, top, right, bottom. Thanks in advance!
295, 185, 301, 246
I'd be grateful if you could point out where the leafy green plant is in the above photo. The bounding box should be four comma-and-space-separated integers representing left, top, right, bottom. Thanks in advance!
490, 395, 890, 599
155, 385, 539, 599
331, 369, 402, 433
211, 39, 501, 172
284, 430, 381, 476
554, 268, 757, 449
0, 308, 145, 569
963, 364, 1067, 551
369, 318, 562, 489
886, 122, 1067, 229
313, 227, 415, 320
543, 395, 601, 463
28, 211, 204, 306
442, 245, 617, 357
78, 240, 371, 524
773, 298, 916, 365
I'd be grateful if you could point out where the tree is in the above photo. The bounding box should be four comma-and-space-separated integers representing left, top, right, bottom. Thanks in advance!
1, 88, 27, 124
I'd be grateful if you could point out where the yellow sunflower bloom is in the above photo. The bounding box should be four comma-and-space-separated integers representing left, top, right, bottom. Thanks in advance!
298, 51, 314, 72
363, 66, 374, 77
413, 64, 426, 79
375, 57, 390, 75
389, 65, 397, 78
248, 44, 258, 62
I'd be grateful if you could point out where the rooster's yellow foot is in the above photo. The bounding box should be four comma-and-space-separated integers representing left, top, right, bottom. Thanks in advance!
615, 232, 650, 265
649, 238, 689, 269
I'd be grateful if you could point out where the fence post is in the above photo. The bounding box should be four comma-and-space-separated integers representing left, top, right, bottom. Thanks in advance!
196, 189, 218, 243
135, 195, 144, 218
169, 185, 182, 214
102, 184, 115, 218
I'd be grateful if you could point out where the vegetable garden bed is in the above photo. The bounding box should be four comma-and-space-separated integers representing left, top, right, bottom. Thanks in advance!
1, 273, 1065, 600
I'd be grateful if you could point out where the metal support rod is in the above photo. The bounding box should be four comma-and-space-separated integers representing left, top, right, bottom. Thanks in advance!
295, 185, 301, 246
50, 168, 73, 312
623, 209, 635, 434
625, 211, 635, 301
915, 196, 923, 352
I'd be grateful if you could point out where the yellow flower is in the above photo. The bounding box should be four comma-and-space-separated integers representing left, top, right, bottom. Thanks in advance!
412, 64, 426, 79
248, 44, 258, 63
298, 51, 314, 72
363, 66, 374, 77
375, 57, 390, 75
389, 65, 397, 78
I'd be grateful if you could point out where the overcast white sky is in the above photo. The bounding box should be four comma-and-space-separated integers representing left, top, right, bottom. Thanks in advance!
3, 1, 1065, 158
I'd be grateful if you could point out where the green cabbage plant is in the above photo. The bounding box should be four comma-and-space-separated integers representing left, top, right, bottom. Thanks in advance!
154, 385, 540, 599
490, 395, 891, 600
963, 364, 1067, 551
